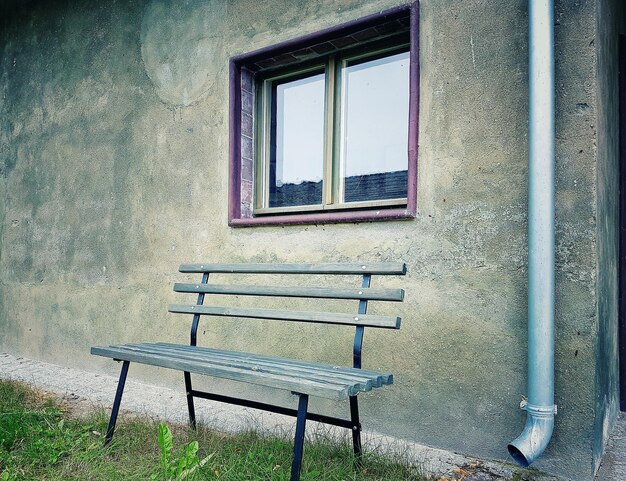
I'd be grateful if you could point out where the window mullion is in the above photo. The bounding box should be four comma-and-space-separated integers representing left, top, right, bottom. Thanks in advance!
333, 57, 345, 205
323, 57, 336, 206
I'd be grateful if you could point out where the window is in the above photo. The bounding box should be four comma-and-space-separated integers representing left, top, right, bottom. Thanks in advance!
229, 3, 418, 226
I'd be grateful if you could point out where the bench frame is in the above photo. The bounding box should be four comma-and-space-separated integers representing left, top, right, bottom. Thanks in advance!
98, 263, 405, 481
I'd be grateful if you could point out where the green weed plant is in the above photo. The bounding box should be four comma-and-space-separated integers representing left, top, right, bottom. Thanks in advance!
151, 423, 214, 480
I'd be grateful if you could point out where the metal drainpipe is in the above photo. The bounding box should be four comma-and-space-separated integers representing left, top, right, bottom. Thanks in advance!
507, 0, 557, 467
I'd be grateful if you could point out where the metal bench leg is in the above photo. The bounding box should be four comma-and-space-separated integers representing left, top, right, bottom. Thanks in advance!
290, 393, 309, 481
183, 371, 196, 429
349, 395, 362, 461
104, 360, 130, 446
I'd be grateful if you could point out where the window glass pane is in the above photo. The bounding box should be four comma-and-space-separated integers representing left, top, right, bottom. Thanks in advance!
269, 73, 325, 208
340, 51, 409, 203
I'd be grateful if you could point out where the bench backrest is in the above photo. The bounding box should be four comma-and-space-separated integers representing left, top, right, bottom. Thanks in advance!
169, 263, 406, 369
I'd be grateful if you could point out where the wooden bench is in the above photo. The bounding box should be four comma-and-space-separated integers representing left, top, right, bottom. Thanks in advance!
91, 262, 406, 481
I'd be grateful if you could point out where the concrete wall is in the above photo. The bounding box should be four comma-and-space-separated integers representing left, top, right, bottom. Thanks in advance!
0, 1, 616, 479
592, 0, 623, 473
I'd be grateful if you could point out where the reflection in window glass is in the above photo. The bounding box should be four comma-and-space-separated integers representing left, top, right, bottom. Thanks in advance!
269, 73, 325, 208
340, 51, 410, 203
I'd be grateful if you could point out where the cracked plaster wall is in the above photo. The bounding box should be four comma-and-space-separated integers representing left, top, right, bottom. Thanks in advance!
0, 1, 618, 479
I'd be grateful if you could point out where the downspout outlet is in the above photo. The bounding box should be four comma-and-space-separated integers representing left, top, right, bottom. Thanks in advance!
508, 402, 557, 467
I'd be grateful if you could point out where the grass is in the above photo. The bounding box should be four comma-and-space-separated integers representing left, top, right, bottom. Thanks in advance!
0, 380, 430, 480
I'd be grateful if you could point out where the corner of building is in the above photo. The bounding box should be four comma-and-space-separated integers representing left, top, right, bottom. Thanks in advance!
592, 0, 625, 474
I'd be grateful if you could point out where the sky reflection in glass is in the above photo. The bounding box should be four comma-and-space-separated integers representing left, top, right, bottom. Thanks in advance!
340, 51, 409, 202
269, 73, 325, 207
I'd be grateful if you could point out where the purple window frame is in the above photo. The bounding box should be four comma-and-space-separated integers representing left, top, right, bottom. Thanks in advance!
228, 2, 419, 227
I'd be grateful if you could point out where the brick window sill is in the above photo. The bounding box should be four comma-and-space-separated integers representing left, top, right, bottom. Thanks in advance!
229, 207, 416, 227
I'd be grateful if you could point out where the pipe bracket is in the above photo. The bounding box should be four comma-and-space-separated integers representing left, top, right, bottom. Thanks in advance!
519, 398, 557, 416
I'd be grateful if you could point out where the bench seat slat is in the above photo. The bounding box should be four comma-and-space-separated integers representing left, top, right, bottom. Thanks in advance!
91, 344, 388, 400
120, 343, 380, 391
173, 283, 404, 301
179, 263, 407, 275
92, 346, 351, 400
168, 305, 401, 329
125, 343, 386, 388
155, 343, 392, 383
